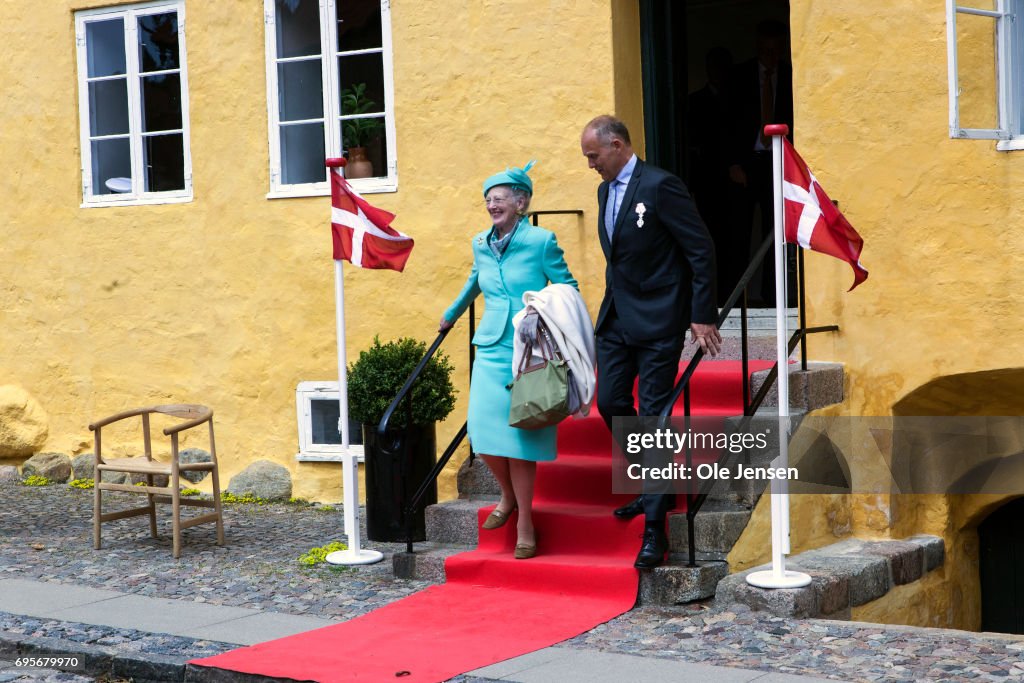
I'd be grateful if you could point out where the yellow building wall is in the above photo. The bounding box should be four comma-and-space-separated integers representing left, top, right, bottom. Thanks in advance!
0, 0, 643, 502
766, 1, 1024, 630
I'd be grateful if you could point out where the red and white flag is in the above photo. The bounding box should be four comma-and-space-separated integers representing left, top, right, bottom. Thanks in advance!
782, 139, 868, 290
330, 168, 413, 271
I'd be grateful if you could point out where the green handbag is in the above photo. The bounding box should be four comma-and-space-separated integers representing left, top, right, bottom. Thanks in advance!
507, 318, 573, 430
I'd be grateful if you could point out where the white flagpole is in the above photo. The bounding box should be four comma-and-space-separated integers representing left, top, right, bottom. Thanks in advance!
746, 126, 811, 590
324, 159, 382, 566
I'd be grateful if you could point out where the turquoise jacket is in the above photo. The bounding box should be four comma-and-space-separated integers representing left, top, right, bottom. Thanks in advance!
443, 219, 578, 347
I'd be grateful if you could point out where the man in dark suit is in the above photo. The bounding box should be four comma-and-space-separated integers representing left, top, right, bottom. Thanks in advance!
580, 115, 722, 568
727, 19, 794, 306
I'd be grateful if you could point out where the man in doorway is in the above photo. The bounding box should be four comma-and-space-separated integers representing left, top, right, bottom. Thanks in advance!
727, 19, 794, 307
580, 115, 722, 568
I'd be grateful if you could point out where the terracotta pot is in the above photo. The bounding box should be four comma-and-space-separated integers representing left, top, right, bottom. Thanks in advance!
346, 147, 373, 179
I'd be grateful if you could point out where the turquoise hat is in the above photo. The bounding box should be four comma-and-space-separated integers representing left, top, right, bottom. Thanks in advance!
482, 160, 536, 197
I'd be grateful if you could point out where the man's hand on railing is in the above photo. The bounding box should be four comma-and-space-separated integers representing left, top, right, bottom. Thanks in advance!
690, 323, 722, 357
438, 318, 454, 333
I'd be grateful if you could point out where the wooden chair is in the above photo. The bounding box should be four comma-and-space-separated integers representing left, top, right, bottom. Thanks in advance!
89, 404, 225, 558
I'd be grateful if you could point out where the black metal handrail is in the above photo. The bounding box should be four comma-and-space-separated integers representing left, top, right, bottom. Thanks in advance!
380, 209, 584, 554
657, 233, 839, 567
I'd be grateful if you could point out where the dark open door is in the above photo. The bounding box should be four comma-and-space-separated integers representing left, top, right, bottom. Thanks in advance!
979, 497, 1024, 634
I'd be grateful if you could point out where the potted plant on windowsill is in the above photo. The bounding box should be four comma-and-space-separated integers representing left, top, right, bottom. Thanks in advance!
341, 83, 385, 179
347, 336, 457, 541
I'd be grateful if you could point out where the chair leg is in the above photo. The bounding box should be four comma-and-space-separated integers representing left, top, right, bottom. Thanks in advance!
146, 474, 158, 538
93, 476, 102, 551
171, 474, 181, 559
211, 464, 225, 546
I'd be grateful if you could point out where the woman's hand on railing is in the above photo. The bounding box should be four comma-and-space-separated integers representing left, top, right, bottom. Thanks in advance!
438, 318, 454, 333
690, 323, 722, 357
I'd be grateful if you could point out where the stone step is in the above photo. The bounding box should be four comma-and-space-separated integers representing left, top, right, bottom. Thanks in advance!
392, 542, 474, 582
425, 496, 496, 546
718, 307, 798, 333
638, 560, 730, 605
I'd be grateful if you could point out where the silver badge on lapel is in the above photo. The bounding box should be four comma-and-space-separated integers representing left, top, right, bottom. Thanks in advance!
635, 202, 646, 228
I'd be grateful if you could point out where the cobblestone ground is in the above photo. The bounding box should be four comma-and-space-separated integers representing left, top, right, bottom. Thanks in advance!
3, 482, 1024, 682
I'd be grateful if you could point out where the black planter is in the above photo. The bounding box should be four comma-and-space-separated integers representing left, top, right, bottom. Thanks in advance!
362, 422, 438, 542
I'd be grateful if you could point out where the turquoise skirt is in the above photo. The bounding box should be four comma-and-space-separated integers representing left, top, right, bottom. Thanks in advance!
467, 339, 558, 461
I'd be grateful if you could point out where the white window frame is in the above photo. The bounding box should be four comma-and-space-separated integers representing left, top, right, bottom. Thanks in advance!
295, 381, 365, 462
264, 0, 398, 197
75, 1, 194, 206
946, 0, 1024, 150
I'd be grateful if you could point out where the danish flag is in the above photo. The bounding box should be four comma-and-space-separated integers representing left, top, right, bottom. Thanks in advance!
782, 139, 868, 290
330, 168, 414, 271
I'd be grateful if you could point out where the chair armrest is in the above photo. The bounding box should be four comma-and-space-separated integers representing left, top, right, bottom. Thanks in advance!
163, 409, 213, 436
89, 407, 151, 431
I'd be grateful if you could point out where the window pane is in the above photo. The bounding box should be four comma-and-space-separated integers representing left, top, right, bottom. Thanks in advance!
336, 0, 382, 52
338, 53, 385, 116
956, 12, 999, 130
86, 19, 126, 78
143, 133, 185, 192
91, 138, 131, 195
281, 122, 326, 184
276, 0, 322, 59
310, 398, 363, 445
278, 59, 324, 121
88, 79, 130, 136
141, 73, 182, 132
138, 13, 180, 72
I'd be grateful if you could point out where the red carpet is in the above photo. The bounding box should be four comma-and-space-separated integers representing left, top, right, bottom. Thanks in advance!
191, 360, 771, 682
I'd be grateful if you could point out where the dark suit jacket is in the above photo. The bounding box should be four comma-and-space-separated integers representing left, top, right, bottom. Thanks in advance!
727, 58, 793, 166
596, 159, 717, 341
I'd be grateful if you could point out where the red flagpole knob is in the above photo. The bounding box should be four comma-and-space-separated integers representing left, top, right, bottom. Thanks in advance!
325, 157, 348, 168
763, 124, 789, 137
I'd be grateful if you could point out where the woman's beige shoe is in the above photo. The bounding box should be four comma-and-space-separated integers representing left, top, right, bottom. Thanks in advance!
482, 505, 516, 530
514, 533, 537, 560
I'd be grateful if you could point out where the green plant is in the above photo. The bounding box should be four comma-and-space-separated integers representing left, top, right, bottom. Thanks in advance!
221, 491, 269, 505
340, 83, 384, 149
20, 475, 52, 487
298, 541, 348, 567
69, 478, 95, 490
347, 336, 457, 428
181, 488, 201, 497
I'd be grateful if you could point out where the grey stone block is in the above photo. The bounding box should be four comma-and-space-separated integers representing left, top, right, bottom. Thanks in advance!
0, 633, 26, 659
18, 636, 116, 677
392, 544, 466, 582
113, 652, 186, 682
21, 452, 72, 482
0, 466, 17, 483
666, 504, 751, 554
906, 534, 945, 573
130, 471, 170, 488
638, 561, 729, 605
750, 362, 844, 411
789, 550, 890, 607
862, 540, 924, 585
717, 569, 821, 618
179, 448, 213, 483
425, 497, 495, 545
456, 455, 499, 497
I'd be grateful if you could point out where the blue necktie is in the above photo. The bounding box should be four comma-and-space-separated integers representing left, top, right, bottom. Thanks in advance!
605, 180, 619, 241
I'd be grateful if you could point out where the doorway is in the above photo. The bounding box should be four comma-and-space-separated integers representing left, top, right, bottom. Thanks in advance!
639, 0, 792, 307
979, 497, 1024, 634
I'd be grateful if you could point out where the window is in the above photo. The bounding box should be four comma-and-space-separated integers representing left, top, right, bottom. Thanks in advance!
75, 2, 192, 205
265, 0, 397, 196
295, 382, 365, 461
946, 0, 1024, 150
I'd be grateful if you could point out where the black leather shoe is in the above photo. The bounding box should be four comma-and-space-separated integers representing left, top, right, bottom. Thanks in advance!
634, 527, 668, 569
613, 496, 644, 520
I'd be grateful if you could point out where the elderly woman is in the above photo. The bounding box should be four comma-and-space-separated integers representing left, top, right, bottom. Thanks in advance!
439, 162, 578, 559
